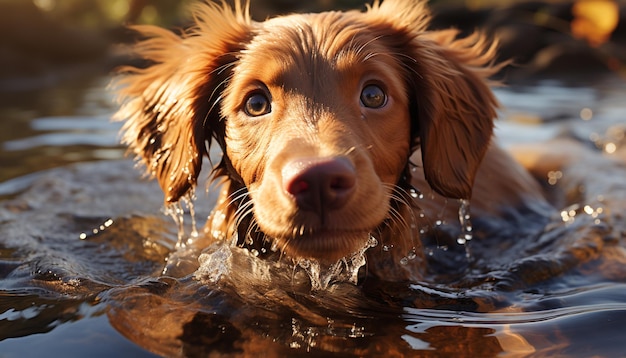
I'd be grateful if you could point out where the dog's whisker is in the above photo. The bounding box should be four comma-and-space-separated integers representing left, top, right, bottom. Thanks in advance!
228, 187, 251, 207
354, 34, 384, 58
342, 146, 357, 157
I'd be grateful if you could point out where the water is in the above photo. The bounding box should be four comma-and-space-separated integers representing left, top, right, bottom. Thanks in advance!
1, 75, 626, 356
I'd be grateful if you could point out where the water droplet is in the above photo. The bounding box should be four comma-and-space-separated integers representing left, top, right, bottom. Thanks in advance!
367, 235, 378, 248
580, 107, 593, 121
547, 170, 563, 185
409, 187, 422, 199
604, 142, 617, 154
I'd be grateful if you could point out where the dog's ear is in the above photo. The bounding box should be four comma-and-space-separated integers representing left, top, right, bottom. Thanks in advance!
409, 30, 500, 200
368, 0, 502, 200
113, 2, 251, 203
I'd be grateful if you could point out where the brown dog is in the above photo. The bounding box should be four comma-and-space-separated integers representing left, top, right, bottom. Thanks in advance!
114, 0, 549, 281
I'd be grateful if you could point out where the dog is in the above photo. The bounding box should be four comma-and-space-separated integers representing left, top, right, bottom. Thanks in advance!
114, 0, 553, 282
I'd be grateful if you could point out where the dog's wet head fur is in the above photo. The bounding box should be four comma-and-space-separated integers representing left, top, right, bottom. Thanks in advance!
115, 0, 501, 277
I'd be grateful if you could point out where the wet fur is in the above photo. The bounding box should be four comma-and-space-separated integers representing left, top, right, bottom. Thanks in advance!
114, 0, 549, 281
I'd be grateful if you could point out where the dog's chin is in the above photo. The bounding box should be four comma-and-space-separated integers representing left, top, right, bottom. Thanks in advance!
272, 230, 373, 264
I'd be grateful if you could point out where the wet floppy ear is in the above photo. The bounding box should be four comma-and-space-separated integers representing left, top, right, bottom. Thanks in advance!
366, 0, 502, 199
408, 30, 501, 200
113, 2, 251, 203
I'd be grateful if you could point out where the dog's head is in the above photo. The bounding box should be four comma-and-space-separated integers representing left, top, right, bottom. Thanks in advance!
114, 0, 500, 262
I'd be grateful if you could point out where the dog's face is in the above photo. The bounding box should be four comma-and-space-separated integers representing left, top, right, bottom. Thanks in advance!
220, 13, 412, 260
115, 0, 500, 263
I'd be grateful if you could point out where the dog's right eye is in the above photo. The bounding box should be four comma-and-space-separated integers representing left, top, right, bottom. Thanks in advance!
360, 84, 387, 109
244, 93, 271, 117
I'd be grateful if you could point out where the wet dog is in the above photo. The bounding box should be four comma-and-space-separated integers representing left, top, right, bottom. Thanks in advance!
114, 0, 552, 281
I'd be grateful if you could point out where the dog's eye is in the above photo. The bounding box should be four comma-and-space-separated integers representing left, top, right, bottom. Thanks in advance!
244, 93, 271, 117
360, 84, 387, 109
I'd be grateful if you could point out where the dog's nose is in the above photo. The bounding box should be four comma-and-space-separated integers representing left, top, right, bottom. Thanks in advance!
282, 157, 356, 214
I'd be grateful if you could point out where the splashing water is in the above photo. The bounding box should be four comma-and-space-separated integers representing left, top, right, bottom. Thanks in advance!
297, 235, 378, 290
457, 199, 473, 258
194, 243, 233, 284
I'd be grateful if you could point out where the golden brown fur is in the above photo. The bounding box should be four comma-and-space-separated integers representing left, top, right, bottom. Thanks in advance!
114, 0, 548, 281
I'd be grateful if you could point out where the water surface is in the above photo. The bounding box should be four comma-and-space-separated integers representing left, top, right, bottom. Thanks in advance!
1, 75, 626, 356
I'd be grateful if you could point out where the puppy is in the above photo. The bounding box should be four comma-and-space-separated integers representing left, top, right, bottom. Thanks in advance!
114, 0, 549, 281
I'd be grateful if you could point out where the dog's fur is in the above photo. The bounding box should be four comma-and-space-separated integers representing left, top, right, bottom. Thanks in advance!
114, 0, 550, 281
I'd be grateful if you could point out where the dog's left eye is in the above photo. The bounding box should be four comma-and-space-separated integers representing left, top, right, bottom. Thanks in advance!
360, 84, 387, 109
244, 93, 272, 117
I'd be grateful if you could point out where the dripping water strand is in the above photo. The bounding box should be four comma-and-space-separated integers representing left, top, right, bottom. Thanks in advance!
182, 189, 199, 240
161, 190, 202, 276
163, 189, 200, 249
457, 199, 473, 259
163, 201, 185, 246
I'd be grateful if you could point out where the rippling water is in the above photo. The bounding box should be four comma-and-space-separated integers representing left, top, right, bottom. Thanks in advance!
1, 75, 626, 356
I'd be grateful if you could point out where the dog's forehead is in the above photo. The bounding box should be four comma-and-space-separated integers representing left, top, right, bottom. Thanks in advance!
240, 12, 392, 75
229, 12, 410, 93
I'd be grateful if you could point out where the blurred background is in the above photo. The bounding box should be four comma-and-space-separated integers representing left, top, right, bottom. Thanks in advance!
0, 0, 624, 91
0, 0, 624, 183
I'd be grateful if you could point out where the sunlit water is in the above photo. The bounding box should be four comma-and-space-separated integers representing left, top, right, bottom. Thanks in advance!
1, 75, 626, 356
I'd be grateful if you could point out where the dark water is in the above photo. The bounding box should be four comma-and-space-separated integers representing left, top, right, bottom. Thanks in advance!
1, 75, 626, 357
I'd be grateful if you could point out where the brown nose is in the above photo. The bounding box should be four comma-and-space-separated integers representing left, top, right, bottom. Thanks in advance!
282, 157, 356, 215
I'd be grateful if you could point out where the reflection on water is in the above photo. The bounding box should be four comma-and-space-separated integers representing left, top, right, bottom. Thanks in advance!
1, 76, 626, 356
0, 77, 125, 183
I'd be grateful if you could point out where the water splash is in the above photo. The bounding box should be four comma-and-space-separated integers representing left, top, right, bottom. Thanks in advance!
457, 199, 473, 258
194, 243, 233, 284
296, 235, 378, 291
290, 317, 371, 352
